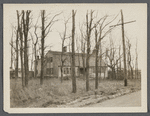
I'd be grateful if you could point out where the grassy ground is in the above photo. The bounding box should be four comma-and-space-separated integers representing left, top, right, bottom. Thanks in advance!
10, 77, 141, 108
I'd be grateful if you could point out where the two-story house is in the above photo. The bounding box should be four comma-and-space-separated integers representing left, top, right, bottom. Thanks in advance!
34, 49, 108, 79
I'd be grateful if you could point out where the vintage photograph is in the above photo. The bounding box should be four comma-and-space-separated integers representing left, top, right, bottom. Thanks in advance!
3, 4, 147, 113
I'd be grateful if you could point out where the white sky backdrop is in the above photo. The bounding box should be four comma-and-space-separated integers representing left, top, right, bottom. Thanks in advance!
5, 4, 147, 70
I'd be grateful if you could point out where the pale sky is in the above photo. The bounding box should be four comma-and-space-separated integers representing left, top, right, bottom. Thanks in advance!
4, 4, 147, 70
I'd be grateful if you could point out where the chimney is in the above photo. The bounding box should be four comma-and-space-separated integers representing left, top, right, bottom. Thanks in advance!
37, 56, 39, 60
63, 46, 67, 52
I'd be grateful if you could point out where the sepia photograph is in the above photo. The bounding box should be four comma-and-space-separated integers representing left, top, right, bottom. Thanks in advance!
3, 4, 147, 113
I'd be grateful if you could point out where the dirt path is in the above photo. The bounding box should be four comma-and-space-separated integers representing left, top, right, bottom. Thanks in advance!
85, 90, 141, 107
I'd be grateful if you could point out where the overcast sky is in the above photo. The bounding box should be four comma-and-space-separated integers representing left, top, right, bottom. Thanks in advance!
4, 4, 147, 70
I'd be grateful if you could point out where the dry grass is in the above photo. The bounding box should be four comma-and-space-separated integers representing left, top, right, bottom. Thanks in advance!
10, 77, 141, 108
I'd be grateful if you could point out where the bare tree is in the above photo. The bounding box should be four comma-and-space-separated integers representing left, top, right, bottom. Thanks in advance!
40, 10, 45, 85
99, 40, 102, 82
79, 25, 86, 79
93, 13, 119, 89
75, 34, 81, 76
10, 29, 14, 69
126, 38, 134, 79
22, 10, 31, 87
17, 11, 25, 87
109, 10, 135, 85
116, 45, 121, 79
72, 10, 76, 93
85, 11, 114, 91
94, 28, 99, 89
58, 16, 71, 83
106, 37, 123, 79
15, 11, 20, 79
85, 10, 104, 91
40, 10, 61, 85
85, 10, 94, 91
30, 16, 40, 78
107, 37, 116, 79
135, 40, 138, 79
9, 28, 17, 76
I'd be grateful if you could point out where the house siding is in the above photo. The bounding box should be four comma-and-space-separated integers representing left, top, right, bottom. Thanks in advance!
35, 50, 108, 78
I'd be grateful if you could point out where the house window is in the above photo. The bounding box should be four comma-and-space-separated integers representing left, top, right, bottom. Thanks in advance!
46, 68, 53, 74
98, 67, 100, 73
64, 68, 66, 74
66, 68, 69, 74
46, 68, 49, 74
70, 67, 71, 72
101, 67, 105, 73
36, 60, 38, 65
50, 68, 53, 74
50, 57, 53, 62
93, 67, 95, 73
63, 67, 70, 74
97, 67, 104, 73
46, 68, 50, 74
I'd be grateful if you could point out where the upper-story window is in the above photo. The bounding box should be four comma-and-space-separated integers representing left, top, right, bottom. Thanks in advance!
36, 60, 38, 65
50, 57, 53, 62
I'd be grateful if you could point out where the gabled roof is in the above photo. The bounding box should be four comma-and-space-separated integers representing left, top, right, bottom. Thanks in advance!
46, 50, 87, 56
47, 50, 106, 67
35, 50, 107, 67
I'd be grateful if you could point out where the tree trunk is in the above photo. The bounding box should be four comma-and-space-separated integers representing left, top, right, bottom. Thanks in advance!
72, 10, 76, 93
99, 39, 102, 82
86, 13, 90, 92
34, 45, 37, 78
24, 35, 29, 87
15, 32, 18, 79
61, 43, 64, 83
61, 66, 63, 83
40, 10, 45, 85
15, 12, 19, 79
130, 65, 133, 79
11, 32, 13, 69
82, 53, 85, 79
135, 40, 138, 79
24, 34, 29, 87
22, 10, 31, 87
18, 15, 25, 87
20, 36, 25, 87
86, 50, 90, 91
81, 41, 86, 79
95, 29, 98, 89
86, 11, 93, 91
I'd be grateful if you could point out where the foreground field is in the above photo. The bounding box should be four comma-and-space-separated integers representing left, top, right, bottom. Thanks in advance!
10, 77, 141, 108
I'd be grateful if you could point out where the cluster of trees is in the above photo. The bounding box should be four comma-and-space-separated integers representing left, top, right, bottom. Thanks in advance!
10, 10, 31, 88
10, 10, 61, 88
10, 9, 138, 92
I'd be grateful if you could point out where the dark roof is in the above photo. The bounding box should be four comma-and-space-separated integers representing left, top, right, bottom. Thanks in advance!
37, 50, 107, 67
46, 50, 87, 56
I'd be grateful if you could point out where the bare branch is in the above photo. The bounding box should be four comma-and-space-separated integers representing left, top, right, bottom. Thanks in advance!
101, 13, 120, 31
44, 12, 62, 31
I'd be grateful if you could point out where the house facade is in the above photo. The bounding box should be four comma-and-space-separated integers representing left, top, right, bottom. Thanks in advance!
35, 50, 108, 79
